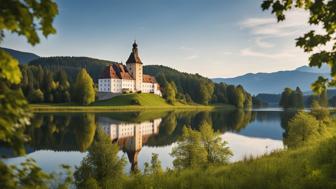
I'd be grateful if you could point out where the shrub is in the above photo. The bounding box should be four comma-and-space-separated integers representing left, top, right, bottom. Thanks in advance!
131, 99, 140, 105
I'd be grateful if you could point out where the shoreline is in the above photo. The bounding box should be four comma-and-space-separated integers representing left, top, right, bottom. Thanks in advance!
30, 104, 236, 112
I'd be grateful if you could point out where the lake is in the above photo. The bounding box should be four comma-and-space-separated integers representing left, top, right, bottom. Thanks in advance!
2, 109, 297, 173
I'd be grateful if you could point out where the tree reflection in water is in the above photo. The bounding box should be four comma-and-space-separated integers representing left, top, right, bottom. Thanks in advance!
11, 110, 256, 172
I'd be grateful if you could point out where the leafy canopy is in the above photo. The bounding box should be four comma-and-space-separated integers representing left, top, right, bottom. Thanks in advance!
262, 0, 336, 94
74, 68, 96, 105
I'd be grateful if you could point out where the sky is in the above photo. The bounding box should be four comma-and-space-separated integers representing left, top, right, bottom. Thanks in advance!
2, 0, 314, 78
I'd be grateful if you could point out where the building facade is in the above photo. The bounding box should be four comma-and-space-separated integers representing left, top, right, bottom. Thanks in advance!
98, 42, 161, 96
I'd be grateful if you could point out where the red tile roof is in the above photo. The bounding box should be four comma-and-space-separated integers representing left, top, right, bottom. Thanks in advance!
143, 74, 157, 83
100, 64, 133, 80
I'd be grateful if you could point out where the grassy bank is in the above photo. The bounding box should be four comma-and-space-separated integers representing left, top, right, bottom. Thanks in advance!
30, 93, 235, 112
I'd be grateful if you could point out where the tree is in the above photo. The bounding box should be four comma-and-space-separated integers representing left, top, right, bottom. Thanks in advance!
279, 87, 304, 109
74, 68, 96, 105
197, 80, 214, 105
279, 88, 292, 108
319, 90, 328, 107
164, 81, 177, 104
28, 89, 44, 103
294, 87, 304, 109
144, 153, 163, 175
233, 86, 245, 108
74, 128, 126, 189
171, 126, 208, 169
311, 100, 330, 122
244, 92, 253, 109
0, 0, 66, 188
199, 123, 232, 164
54, 69, 71, 102
284, 112, 322, 148
262, 0, 336, 94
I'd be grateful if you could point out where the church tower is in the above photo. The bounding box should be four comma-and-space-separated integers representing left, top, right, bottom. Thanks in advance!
126, 41, 143, 92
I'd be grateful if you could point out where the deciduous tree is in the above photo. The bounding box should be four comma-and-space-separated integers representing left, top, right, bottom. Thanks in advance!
74, 68, 96, 105
262, 0, 336, 94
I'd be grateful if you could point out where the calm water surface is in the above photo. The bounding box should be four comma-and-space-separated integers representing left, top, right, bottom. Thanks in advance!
2, 109, 295, 173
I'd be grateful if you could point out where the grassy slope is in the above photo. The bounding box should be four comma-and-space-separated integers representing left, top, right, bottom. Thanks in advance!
31, 93, 234, 112
92, 93, 171, 106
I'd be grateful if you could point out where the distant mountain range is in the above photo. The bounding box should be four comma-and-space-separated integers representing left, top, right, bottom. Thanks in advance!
212, 65, 330, 95
1, 47, 40, 64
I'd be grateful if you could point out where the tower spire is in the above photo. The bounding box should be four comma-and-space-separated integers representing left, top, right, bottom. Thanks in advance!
126, 40, 142, 64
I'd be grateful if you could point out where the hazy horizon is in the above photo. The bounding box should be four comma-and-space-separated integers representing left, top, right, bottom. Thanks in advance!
2, 0, 313, 78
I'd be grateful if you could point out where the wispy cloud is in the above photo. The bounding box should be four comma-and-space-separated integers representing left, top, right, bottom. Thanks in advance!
238, 9, 312, 59
240, 9, 309, 38
240, 48, 296, 59
240, 18, 275, 28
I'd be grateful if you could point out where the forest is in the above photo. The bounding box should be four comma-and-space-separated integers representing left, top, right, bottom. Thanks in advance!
20, 62, 252, 108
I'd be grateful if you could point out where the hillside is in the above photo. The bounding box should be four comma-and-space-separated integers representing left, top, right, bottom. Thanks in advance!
213, 68, 330, 95
92, 93, 172, 107
2, 47, 40, 64
29, 56, 118, 82
8, 48, 249, 106
27, 57, 219, 104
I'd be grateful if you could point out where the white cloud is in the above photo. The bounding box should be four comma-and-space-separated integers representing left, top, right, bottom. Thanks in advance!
240, 48, 296, 59
240, 9, 309, 38
240, 18, 275, 28
238, 9, 315, 61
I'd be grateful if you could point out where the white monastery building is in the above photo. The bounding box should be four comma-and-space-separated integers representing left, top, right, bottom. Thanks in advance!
98, 41, 161, 96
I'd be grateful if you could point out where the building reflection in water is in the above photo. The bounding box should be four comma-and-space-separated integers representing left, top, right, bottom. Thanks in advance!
99, 117, 162, 171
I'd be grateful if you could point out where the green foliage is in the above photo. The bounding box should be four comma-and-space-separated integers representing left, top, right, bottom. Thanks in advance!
0, 1, 76, 188
28, 89, 44, 103
144, 153, 163, 175
200, 122, 232, 164
262, 0, 336, 94
125, 116, 336, 189
311, 100, 330, 122
0, 50, 21, 84
74, 68, 96, 105
233, 85, 245, 108
29, 57, 119, 82
164, 81, 177, 104
0, 81, 31, 155
213, 83, 251, 108
284, 111, 323, 148
144, 65, 215, 105
74, 128, 126, 189
0, 158, 73, 189
0, 0, 58, 45
20, 65, 72, 103
171, 126, 208, 169
171, 123, 232, 169
279, 87, 304, 109
28, 59, 251, 107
